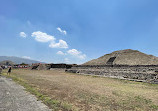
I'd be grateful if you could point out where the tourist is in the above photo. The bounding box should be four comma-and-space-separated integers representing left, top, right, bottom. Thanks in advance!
7, 67, 12, 75
0, 66, 2, 76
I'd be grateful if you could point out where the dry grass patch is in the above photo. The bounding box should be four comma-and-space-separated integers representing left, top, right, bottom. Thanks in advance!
3, 69, 158, 111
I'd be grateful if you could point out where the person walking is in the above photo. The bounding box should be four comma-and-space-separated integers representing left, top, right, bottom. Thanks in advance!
7, 67, 12, 75
0, 66, 2, 76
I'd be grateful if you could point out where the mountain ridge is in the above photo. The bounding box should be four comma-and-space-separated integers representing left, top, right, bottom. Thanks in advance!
0, 56, 43, 64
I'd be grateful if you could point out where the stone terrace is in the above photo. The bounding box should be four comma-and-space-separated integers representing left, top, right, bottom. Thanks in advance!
66, 65, 158, 84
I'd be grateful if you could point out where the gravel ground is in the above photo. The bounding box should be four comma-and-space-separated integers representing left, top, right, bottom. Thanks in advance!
0, 76, 51, 111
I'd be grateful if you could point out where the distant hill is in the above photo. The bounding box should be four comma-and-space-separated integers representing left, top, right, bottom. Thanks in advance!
0, 60, 15, 65
0, 56, 42, 64
83, 49, 158, 65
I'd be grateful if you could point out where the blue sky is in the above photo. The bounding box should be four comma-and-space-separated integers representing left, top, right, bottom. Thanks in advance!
0, 0, 158, 64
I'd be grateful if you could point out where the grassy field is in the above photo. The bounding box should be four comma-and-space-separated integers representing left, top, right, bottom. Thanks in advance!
2, 69, 158, 111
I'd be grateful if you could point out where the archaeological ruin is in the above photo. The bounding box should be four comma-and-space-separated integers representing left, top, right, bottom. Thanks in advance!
66, 49, 158, 84
30, 63, 76, 70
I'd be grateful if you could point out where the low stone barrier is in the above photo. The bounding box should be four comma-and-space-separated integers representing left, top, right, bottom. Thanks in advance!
66, 65, 158, 84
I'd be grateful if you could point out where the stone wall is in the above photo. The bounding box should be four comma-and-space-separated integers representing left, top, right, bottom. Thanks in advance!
50, 64, 72, 69
66, 65, 158, 84
30, 63, 74, 70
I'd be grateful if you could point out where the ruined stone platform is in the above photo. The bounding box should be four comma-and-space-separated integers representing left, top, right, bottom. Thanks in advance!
66, 65, 158, 84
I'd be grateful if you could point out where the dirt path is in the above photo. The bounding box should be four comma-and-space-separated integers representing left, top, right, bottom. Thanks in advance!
0, 76, 51, 111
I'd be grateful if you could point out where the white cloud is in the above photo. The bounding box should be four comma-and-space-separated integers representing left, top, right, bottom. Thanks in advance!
31, 31, 68, 49
67, 49, 86, 59
57, 27, 67, 35
64, 58, 69, 63
67, 49, 81, 55
22, 56, 31, 59
49, 39, 68, 49
78, 54, 87, 60
31, 31, 55, 42
20, 32, 27, 38
57, 51, 65, 55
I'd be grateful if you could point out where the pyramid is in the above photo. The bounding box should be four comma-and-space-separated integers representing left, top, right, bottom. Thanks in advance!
83, 49, 158, 65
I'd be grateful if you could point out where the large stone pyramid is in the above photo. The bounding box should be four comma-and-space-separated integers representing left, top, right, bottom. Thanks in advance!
84, 49, 158, 65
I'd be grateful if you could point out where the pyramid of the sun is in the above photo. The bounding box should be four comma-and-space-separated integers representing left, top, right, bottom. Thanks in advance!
84, 49, 158, 65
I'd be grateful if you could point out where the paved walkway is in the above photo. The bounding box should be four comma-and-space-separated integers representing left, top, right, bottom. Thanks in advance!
0, 76, 51, 111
